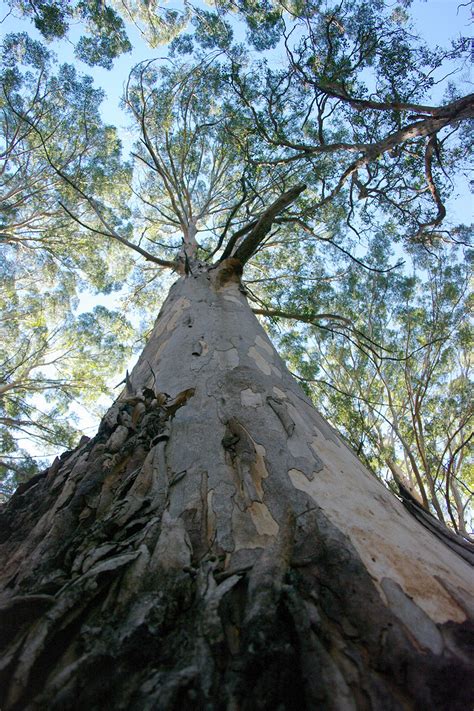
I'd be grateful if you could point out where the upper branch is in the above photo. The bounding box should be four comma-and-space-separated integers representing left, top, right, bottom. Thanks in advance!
227, 184, 306, 266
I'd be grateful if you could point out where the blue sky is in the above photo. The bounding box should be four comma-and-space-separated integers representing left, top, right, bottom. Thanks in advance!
1, 0, 472, 133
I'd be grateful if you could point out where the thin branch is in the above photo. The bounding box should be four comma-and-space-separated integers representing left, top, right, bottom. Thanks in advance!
59, 203, 177, 269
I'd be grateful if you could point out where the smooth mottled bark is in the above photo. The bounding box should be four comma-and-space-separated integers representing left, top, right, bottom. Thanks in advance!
1, 260, 473, 710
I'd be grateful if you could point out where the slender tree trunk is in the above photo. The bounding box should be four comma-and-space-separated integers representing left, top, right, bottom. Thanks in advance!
1, 261, 473, 710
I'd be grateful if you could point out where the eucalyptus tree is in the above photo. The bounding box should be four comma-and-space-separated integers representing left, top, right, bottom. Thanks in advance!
2, 0, 234, 65
270, 246, 473, 538
124, 57, 249, 266
0, 32, 136, 485
0, 33, 132, 278
3, 0, 132, 67
209, 0, 474, 532
1, 18, 473, 703
0, 263, 135, 498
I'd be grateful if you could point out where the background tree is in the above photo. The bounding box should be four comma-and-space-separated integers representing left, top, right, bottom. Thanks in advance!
3, 0, 132, 68
264, 245, 473, 537
0, 32, 136, 488
0, 271, 134, 498
0, 33, 131, 266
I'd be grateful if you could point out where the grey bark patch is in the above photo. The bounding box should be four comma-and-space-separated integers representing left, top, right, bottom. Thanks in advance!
106, 426, 130, 453
240, 388, 263, 407
0, 594, 55, 647
149, 511, 192, 571
83, 550, 142, 578
381, 577, 444, 654
74, 543, 118, 574
289, 391, 341, 445
165, 388, 196, 417
222, 419, 271, 508
267, 396, 295, 435
169, 470, 187, 487
212, 481, 236, 551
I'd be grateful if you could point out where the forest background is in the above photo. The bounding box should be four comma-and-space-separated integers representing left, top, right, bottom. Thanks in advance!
0, 0, 472, 539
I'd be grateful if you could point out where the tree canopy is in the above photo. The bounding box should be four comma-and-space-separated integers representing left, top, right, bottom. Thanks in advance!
0, 31, 135, 493
0, 0, 472, 534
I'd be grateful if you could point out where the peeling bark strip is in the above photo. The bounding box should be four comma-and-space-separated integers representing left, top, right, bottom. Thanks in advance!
267, 396, 295, 435
0, 268, 473, 710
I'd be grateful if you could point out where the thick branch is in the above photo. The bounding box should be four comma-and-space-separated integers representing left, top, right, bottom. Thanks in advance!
230, 184, 306, 265
255, 94, 473, 230
419, 135, 447, 232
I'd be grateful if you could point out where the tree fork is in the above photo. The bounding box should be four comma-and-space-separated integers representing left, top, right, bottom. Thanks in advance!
0, 265, 473, 710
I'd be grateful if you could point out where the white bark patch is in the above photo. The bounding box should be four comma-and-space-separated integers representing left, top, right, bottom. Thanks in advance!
248, 346, 271, 375
255, 334, 274, 356
223, 294, 243, 307
270, 365, 283, 379
288, 462, 472, 624
288, 467, 315, 482
232, 503, 279, 551
216, 348, 239, 370
240, 389, 263, 407
166, 297, 191, 332
272, 387, 287, 399
248, 502, 280, 536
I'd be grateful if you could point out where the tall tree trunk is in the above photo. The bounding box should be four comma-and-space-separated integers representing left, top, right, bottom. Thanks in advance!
1, 261, 473, 710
